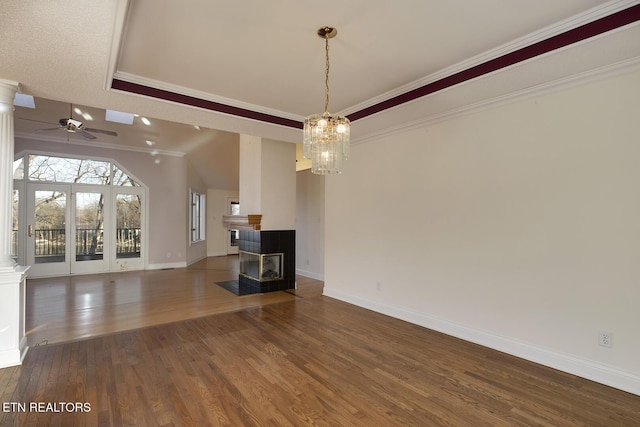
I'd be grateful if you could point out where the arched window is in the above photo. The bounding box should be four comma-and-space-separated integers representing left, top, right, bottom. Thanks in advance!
13, 152, 147, 277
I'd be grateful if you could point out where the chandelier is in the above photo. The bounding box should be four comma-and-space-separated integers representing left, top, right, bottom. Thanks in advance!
303, 26, 350, 175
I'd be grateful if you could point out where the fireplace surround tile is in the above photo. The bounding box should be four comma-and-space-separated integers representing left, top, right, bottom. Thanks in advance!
238, 230, 295, 294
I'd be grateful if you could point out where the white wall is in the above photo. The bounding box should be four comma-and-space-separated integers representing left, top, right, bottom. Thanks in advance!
261, 139, 296, 230
324, 69, 640, 395
238, 135, 296, 231
296, 169, 324, 280
207, 188, 239, 256
239, 134, 262, 216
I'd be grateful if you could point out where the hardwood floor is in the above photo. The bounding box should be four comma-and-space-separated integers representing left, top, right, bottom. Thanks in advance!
2, 257, 639, 425
25, 256, 307, 345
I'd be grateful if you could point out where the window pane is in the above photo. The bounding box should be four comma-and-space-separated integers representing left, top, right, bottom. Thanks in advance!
229, 201, 239, 247
13, 158, 24, 179
230, 201, 240, 215
11, 189, 19, 260
34, 190, 66, 264
75, 192, 104, 261
113, 165, 140, 186
192, 193, 199, 241
116, 194, 141, 259
191, 192, 205, 242
28, 155, 110, 184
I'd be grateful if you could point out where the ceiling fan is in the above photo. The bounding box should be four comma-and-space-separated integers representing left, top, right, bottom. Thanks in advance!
23, 103, 118, 140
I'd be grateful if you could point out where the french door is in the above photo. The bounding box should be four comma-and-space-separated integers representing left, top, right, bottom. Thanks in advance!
25, 183, 110, 277
20, 183, 145, 277
13, 153, 147, 277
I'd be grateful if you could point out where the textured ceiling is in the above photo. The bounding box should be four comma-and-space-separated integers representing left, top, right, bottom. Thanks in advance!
2, 0, 639, 189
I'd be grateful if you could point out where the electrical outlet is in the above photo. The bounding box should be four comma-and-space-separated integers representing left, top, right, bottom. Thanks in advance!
598, 329, 613, 348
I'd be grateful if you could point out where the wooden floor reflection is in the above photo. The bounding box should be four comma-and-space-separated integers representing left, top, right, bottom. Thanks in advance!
26, 256, 323, 345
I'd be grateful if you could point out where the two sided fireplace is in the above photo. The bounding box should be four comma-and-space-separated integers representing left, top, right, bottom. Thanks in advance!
239, 251, 284, 282
237, 230, 295, 294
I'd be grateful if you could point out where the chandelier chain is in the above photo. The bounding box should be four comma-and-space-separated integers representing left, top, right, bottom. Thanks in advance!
303, 26, 349, 174
324, 37, 330, 113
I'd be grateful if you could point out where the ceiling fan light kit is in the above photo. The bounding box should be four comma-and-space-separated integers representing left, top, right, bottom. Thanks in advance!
303, 26, 350, 175
32, 103, 118, 140
63, 118, 83, 130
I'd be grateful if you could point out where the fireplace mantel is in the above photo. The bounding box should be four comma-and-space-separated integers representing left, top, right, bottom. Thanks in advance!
223, 214, 262, 230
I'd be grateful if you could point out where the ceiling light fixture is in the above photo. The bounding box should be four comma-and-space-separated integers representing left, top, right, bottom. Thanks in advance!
303, 26, 349, 175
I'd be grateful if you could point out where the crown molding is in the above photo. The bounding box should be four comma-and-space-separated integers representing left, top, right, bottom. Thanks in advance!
111, 71, 304, 123
105, 0, 639, 137
342, 0, 640, 118
351, 57, 640, 146
14, 132, 185, 157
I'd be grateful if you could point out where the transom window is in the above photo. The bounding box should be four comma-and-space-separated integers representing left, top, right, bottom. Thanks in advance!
14, 154, 140, 186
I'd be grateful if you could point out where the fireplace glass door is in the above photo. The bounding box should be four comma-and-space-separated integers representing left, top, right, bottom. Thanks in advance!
239, 251, 283, 282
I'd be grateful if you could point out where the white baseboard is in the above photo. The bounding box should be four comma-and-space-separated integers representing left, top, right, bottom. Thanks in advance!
187, 254, 207, 266
0, 338, 28, 369
323, 287, 640, 397
295, 268, 324, 281
147, 261, 187, 270
207, 251, 229, 257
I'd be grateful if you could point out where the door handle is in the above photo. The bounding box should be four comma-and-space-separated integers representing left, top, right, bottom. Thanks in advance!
28, 225, 33, 237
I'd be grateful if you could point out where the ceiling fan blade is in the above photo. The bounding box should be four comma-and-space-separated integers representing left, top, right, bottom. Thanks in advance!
36, 127, 63, 131
79, 130, 97, 140
85, 127, 118, 137
17, 117, 58, 125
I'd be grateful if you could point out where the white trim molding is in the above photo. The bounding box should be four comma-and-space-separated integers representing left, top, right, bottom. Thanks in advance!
323, 287, 640, 397
147, 261, 187, 270
0, 266, 29, 368
112, 71, 304, 123
295, 268, 324, 281
352, 56, 640, 147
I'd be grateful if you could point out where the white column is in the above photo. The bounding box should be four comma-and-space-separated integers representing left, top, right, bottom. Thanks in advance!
238, 134, 263, 216
0, 79, 29, 368
0, 80, 18, 269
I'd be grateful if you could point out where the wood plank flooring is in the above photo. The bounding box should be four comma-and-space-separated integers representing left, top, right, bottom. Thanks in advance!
25, 256, 307, 345
2, 257, 639, 425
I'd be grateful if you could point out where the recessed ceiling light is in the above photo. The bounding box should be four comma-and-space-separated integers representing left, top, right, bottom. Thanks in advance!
141, 117, 151, 126
194, 125, 201, 130
145, 140, 155, 146
74, 107, 82, 115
